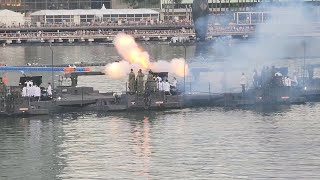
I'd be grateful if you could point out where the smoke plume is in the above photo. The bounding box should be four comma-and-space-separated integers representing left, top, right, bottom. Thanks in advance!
105, 61, 130, 79
105, 33, 189, 80
151, 58, 189, 77
189, 1, 320, 93
114, 33, 150, 69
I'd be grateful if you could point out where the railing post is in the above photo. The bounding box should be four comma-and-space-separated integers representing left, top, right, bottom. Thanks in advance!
81, 87, 83, 107
126, 82, 128, 94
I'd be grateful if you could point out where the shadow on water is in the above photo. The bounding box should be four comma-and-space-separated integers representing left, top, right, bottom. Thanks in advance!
220, 104, 292, 116
0, 104, 299, 123
96, 109, 183, 122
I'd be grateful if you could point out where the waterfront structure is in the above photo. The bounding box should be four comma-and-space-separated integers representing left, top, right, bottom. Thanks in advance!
234, 10, 320, 25
0, 0, 319, 15
30, 7, 159, 25
0, 9, 24, 27
0, 0, 112, 13
160, 0, 320, 20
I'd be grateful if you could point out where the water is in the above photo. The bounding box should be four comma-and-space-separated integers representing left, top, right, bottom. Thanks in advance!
1, 106, 320, 179
1, 43, 320, 179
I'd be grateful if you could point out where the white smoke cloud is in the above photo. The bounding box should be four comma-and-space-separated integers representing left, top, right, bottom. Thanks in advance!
104, 61, 130, 79
151, 58, 189, 77
105, 33, 189, 80
189, 1, 320, 93
231, 2, 318, 64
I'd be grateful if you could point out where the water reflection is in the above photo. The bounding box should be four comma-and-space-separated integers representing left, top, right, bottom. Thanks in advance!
128, 116, 151, 179
0, 116, 66, 179
1, 104, 320, 179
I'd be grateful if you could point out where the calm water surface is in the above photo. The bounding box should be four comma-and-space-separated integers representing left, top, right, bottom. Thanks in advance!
0, 44, 320, 179
1, 106, 320, 179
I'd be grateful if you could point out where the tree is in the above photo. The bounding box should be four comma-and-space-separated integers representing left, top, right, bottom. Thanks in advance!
124, 0, 159, 8
171, 0, 183, 20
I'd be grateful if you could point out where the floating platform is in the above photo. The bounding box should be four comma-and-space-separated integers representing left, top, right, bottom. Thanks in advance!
0, 83, 310, 117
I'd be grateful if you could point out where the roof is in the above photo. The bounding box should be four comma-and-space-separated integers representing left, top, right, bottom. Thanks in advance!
0, 9, 24, 16
31, 8, 160, 16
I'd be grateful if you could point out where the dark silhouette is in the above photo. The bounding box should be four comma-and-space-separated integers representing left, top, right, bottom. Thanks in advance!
192, 0, 209, 41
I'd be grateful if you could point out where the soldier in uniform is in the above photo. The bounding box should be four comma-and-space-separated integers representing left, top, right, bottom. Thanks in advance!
151, 75, 157, 92
70, 74, 78, 87
137, 69, 145, 93
146, 70, 153, 92
128, 69, 136, 93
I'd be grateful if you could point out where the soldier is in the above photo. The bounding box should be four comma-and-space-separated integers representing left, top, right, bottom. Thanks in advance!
128, 69, 136, 93
240, 73, 247, 96
146, 70, 153, 92
47, 83, 52, 98
71, 74, 78, 87
137, 69, 145, 93
151, 75, 157, 92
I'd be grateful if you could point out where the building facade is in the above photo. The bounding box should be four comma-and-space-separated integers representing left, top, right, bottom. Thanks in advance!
1, 0, 319, 17
0, 0, 112, 14
30, 8, 159, 25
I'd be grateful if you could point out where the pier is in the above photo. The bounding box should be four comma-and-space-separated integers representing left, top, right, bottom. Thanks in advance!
1, 24, 319, 45
0, 24, 194, 33
0, 31, 254, 45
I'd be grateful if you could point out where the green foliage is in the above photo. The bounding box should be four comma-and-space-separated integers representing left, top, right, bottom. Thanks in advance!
124, 0, 160, 7
173, 0, 183, 4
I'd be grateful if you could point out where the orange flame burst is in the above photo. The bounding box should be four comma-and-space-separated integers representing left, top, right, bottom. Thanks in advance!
114, 33, 150, 70
171, 58, 189, 77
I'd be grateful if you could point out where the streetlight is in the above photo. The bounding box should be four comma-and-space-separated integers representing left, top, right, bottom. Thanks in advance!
183, 44, 187, 93
49, 42, 54, 90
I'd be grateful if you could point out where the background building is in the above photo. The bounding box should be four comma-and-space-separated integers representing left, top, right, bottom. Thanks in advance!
159, 0, 320, 21
161, 0, 320, 13
30, 8, 159, 25
1, 0, 319, 19
0, 0, 112, 14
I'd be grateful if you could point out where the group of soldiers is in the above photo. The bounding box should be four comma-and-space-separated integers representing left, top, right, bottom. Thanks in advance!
252, 66, 298, 89
128, 69, 174, 94
129, 69, 143, 93
240, 66, 300, 96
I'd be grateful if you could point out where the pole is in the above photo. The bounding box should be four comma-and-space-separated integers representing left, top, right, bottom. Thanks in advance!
303, 40, 306, 87
212, 0, 214, 12
81, 87, 83, 107
184, 45, 186, 93
50, 43, 54, 91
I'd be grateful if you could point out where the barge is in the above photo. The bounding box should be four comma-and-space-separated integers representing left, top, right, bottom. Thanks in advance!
0, 82, 307, 117
0, 65, 313, 117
